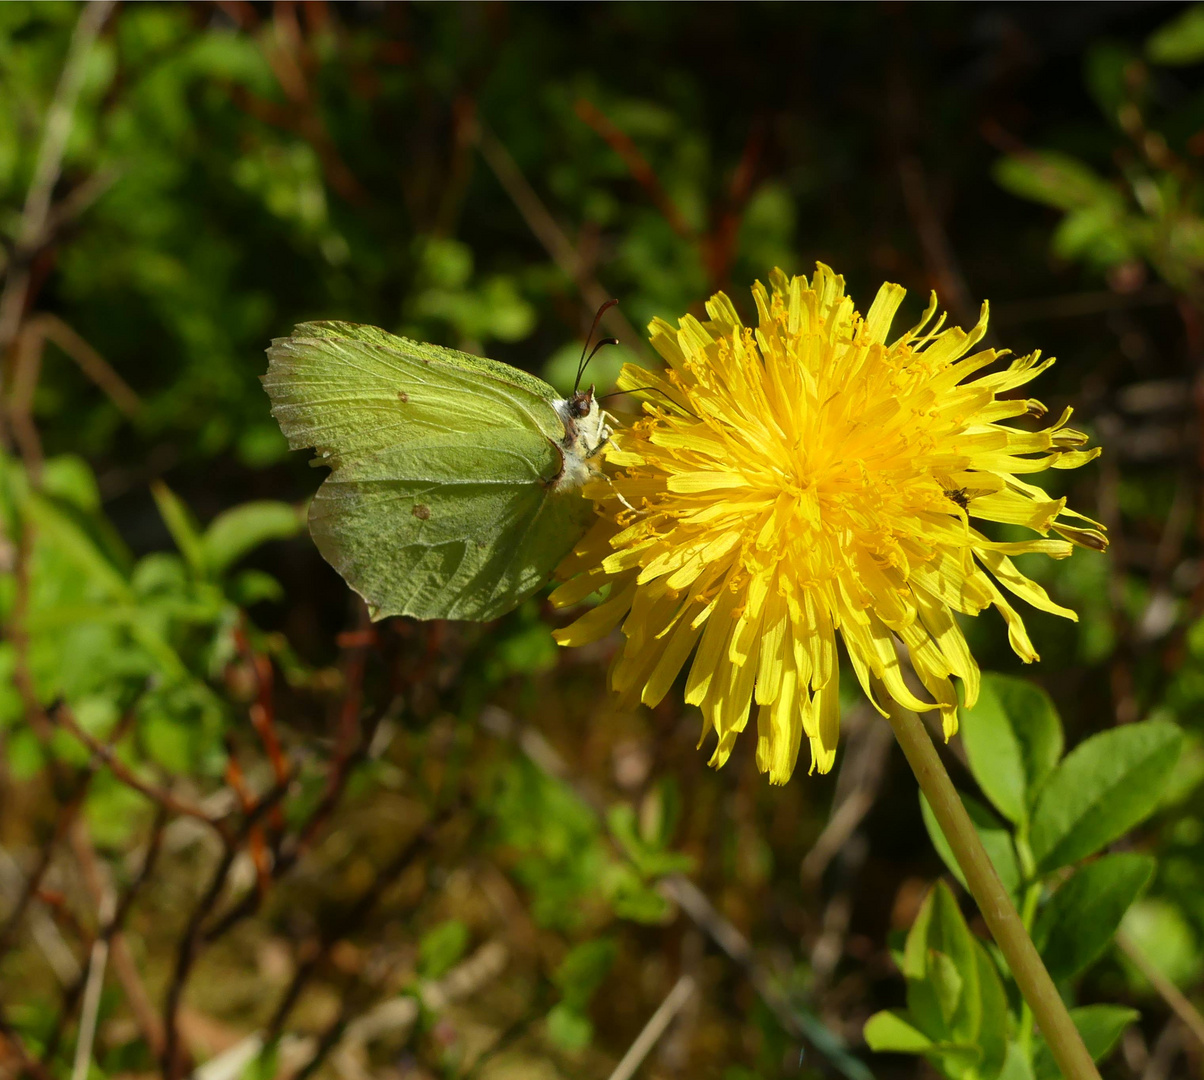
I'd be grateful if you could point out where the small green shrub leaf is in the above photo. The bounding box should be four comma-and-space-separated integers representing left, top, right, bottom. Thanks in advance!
904, 882, 980, 1044
417, 920, 469, 980
921, 791, 1022, 901
1121, 899, 1203, 990
1030, 719, 1182, 873
553, 937, 616, 1010
1034, 853, 1154, 982
1147, 4, 1204, 65
201, 500, 303, 576
863, 1010, 933, 1053
151, 481, 206, 575
993, 152, 1119, 212
957, 674, 1063, 824
998, 1042, 1036, 1080
1032, 1005, 1139, 1079
546, 1002, 593, 1051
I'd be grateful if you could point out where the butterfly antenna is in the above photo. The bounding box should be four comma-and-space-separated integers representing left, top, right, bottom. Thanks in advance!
576, 298, 620, 391
600, 385, 700, 419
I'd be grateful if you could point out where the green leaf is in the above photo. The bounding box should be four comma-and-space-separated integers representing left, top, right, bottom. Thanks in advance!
239, 1040, 279, 1080
1052, 204, 1133, 269
993, 152, 1119, 212
417, 920, 469, 980
151, 481, 206, 576
920, 791, 1022, 901
1031, 1005, 1139, 1080
972, 939, 1009, 1080
863, 1010, 933, 1053
27, 492, 132, 601
904, 882, 980, 1044
1034, 853, 1154, 982
957, 674, 1063, 825
227, 569, 284, 606
553, 938, 616, 1010
998, 1042, 1036, 1080
546, 1002, 593, 1051
1086, 41, 1137, 123
41, 454, 101, 513
1029, 720, 1183, 874
201, 500, 302, 576
1147, 4, 1204, 65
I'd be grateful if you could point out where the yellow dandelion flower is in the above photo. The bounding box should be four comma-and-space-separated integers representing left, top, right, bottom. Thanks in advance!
552, 265, 1106, 783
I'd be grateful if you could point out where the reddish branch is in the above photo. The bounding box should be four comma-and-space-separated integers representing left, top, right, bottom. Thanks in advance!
219, 3, 367, 204
160, 776, 293, 1080
0, 776, 90, 958
574, 98, 695, 241
224, 749, 272, 898
234, 622, 291, 832
42, 814, 168, 1064
572, 99, 764, 295
49, 702, 231, 842
701, 119, 764, 295
262, 808, 455, 1048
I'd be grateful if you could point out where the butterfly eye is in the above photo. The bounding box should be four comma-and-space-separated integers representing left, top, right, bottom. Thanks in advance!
568, 390, 593, 419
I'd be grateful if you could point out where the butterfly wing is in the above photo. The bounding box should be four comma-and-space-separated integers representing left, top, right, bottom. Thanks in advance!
263, 321, 593, 621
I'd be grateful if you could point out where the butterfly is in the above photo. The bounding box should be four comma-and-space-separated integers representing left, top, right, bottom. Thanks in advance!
262, 313, 615, 621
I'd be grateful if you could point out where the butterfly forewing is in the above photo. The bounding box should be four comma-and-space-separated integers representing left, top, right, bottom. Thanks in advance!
263, 322, 593, 621
264, 321, 564, 458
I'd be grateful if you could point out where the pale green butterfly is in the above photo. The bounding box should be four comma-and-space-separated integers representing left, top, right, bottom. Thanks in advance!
261, 312, 616, 621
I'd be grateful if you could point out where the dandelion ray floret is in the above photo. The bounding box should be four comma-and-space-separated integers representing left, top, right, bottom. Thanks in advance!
552, 266, 1106, 783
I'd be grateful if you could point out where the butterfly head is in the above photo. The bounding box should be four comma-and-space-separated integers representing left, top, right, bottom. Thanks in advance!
553, 386, 613, 491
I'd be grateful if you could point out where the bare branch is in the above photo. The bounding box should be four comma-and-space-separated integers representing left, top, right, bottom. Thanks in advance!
0, 0, 115, 365
1118, 932, 1204, 1053
69, 890, 114, 1080
50, 703, 231, 841
606, 973, 696, 1080
27, 313, 141, 417
474, 122, 650, 363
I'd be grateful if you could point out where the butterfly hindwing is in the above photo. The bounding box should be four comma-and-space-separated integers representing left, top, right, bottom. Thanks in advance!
263, 322, 593, 621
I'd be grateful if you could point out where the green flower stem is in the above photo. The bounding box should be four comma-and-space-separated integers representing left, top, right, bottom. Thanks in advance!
882, 693, 1101, 1080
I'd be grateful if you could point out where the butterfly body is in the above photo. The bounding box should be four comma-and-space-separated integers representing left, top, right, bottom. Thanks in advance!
263, 321, 608, 621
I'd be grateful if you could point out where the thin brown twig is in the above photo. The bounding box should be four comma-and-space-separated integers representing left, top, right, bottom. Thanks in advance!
9, 317, 46, 480
886, 56, 981, 333
474, 122, 651, 363
801, 711, 891, 887
223, 749, 271, 898
0, 0, 115, 375
700, 118, 765, 295
262, 808, 455, 1047
199, 695, 393, 945
605, 973, 697, 1080
235, 624, 289, 811
25, 313, 141, 417
1117, 932, 1204, 1053
43, 811, 167, 1065
0, 776, 90, 960
49, 702, 230, 841
296, 611, 374, 854
161, 776, 292, 1080
478, 706, 828, 1055
574, 98, 694, 241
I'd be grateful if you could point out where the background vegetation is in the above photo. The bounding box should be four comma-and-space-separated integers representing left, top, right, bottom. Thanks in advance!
3, 3, 1204, 1078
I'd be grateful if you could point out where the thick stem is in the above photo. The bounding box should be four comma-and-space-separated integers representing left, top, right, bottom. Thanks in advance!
882, 695, 1101, 1080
